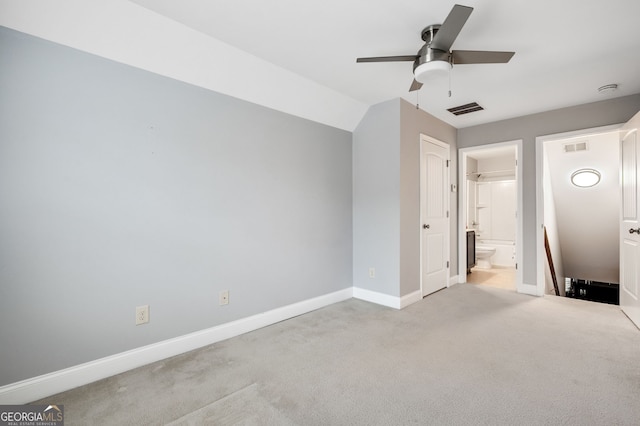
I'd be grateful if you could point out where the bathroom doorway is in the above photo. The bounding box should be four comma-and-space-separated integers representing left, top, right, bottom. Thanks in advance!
458, 141, 524, 292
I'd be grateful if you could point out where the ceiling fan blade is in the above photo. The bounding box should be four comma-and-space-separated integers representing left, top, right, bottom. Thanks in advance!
356, 55, 418, 63
431, 4, 473, 51
409, 79, 423, 92
451, 50, 515, 64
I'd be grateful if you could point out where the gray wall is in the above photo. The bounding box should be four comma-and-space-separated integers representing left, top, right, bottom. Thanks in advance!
400, 100, 457, 295
0, 27, 352, 386
352, 98, 456, 297
352, 100, 401, 295
458, 94, 640, 286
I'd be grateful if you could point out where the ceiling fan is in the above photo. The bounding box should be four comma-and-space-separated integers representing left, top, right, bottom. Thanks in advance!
356, 4, 515, 92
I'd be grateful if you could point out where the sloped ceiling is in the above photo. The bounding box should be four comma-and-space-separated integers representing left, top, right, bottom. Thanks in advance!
545, 131, 620, 283
130, 0, 640, 128
1, 0, 639, 131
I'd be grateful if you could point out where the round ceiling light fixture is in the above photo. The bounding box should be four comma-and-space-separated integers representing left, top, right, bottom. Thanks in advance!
414, 60, 451, 83
571, 168, 601, 187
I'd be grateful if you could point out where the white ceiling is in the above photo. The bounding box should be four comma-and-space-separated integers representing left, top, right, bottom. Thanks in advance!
130, 0, 640, 128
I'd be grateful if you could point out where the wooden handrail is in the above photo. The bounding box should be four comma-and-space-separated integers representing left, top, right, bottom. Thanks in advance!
544, 226, 560, 296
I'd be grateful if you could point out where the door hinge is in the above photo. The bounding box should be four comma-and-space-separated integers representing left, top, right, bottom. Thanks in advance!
515, 263, 518, 270
446, 160, 450, 167
446, 261, 450, 268
446, 211, 449, 218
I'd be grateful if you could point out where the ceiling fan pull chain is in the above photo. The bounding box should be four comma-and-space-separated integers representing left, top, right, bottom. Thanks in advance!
416, 89, 420, 109
448, 67, 452, 98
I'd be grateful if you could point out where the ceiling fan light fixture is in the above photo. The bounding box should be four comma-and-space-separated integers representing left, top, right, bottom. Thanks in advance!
414, 60, 451, 83
571, 168, 601, 187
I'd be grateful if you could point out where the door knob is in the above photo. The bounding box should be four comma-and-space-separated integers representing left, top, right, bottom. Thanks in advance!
629, 228, 640, 234
423, 224, 430, 229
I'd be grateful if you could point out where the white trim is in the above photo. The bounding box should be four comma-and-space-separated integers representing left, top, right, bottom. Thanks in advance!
449, 275, 460, 286
352, 287, 422, 309
0, 288, 353, 404
400, 290, 423, 308
535, 124, 622, 297
419, 134, 451, 297
519, 283, 542, 296
457, 140, 524, 293
353, 287, 400, 308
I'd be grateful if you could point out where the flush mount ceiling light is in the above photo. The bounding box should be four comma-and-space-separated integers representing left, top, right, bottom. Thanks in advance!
571, 168, 601, 187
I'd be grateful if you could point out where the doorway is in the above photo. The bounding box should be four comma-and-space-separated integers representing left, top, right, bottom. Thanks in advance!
458, 140, 524, 292
420, 135, 450, 297
535, 125, 622, 300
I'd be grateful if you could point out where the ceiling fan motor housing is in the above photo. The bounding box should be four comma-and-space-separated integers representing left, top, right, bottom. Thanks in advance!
413, 45, 450, 72
421, 24, 441, 43
414, 25, 451, 74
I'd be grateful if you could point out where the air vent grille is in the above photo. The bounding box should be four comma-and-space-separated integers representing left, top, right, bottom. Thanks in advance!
447, 102, 484, 116
563, 141, 588, 153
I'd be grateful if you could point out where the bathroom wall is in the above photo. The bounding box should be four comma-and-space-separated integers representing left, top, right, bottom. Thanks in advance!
468, 154, 516, 242
476, 181, 516, 243
477, 154, 516, 181
467, 153, 516, 268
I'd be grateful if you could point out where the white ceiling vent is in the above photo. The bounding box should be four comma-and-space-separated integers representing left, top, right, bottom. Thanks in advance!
563, 140, 588, 153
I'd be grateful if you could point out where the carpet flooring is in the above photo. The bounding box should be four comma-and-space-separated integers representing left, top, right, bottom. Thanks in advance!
34, 284, 640, 425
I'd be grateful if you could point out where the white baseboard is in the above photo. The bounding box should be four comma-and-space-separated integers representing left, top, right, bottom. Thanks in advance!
353, 287, 400, 309
518, 282, 542, 296
449, 275, 460, 286
399, 290, 422, 308
353, 287, 422, 309
0, 288, 353, 405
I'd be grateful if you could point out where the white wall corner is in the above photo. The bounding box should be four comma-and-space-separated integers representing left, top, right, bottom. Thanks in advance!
0, 288, 353, 405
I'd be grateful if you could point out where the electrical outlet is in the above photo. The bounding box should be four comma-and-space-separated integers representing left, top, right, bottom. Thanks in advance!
369, 267, 375, 278
136, 305, 149, 325
219, 290, 229, 306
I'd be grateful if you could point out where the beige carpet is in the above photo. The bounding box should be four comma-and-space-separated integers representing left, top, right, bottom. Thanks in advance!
34, 284, 640, 425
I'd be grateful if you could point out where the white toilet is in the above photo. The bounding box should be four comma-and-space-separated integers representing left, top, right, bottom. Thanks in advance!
475, 245, 496, 269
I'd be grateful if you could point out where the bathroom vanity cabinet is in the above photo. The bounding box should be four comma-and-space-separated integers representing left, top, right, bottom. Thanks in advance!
466, 230, 476, 273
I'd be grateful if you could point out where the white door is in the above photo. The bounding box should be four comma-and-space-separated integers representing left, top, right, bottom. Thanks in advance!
620, 111, 640, 327
420, 135, 450, 297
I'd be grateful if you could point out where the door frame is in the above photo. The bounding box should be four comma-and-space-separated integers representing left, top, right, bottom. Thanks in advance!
457, 140, 524, 292
420, 134, 450, 297
535, 124, 622, 297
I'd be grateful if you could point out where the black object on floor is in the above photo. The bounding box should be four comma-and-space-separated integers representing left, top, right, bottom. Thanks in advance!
565, 278, 619, 305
